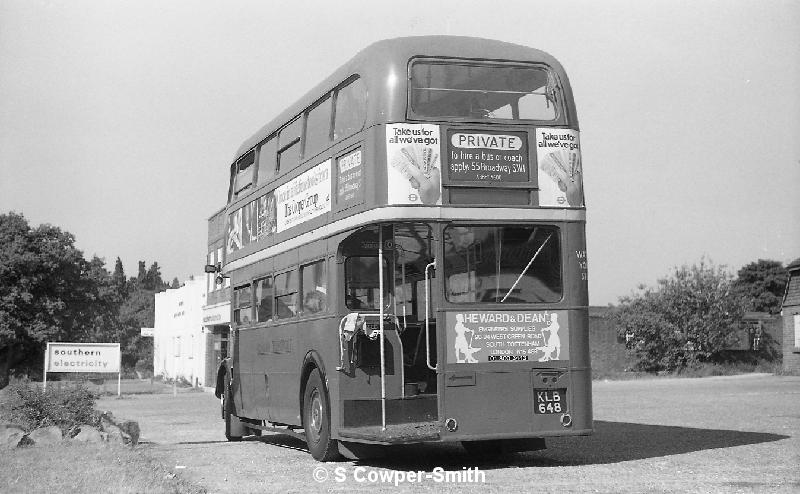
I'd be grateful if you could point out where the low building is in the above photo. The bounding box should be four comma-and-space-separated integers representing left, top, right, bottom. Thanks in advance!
152, 273, 232, 389
781, 258, 800, 373
153, 276, 208, 387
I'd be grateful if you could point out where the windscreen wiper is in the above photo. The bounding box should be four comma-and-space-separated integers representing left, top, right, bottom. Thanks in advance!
500, 232, 553, 303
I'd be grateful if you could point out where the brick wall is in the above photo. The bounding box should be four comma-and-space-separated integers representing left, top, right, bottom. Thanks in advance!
782, 264, 800, 373
588, 307, 631, 375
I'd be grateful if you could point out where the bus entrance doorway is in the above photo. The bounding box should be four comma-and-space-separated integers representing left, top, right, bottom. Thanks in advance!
336, 223, 440, 441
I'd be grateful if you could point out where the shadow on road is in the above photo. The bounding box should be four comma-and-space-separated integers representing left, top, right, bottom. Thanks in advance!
533, 420, 790, 466
242, 421, 788, 470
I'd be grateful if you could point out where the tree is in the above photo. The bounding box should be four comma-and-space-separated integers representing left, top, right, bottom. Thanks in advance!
0, 212, 116, 387
612, 259, 746, 372
112, 257, 127, 297
144, 261, 164, 291
734, 259, 788, 315
136, 261, 147, 286
117, 288, 155, 368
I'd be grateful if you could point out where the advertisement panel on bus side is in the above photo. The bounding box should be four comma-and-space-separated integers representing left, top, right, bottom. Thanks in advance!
275, 159, 332, 231
444, 310, 569, 364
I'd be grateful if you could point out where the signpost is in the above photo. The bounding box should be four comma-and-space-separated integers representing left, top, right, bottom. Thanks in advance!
44, 342, 122, 396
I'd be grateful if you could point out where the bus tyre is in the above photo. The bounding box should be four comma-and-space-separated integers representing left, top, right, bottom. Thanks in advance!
224, 382, 245, 442
303, 369, 339, 461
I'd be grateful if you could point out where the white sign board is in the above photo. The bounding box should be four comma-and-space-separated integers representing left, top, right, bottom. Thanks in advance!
202, 303, 230, 325
275, 159, 331, 232
140, 327, 154, 337
45, 342, 121, 373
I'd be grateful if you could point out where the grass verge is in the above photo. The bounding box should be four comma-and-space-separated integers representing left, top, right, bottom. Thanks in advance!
0, 442, 205, 494
592, 360, 785, 380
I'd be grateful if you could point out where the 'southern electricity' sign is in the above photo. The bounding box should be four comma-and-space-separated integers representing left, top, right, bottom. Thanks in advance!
45, 342, 121, 373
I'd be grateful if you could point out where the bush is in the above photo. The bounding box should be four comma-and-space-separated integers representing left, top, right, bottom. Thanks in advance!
613, 259, 747, 372
0, 378, 100, 435
134, 358, 153, 378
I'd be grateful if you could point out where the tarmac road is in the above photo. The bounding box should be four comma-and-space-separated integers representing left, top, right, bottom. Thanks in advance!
98, 374, 800, 493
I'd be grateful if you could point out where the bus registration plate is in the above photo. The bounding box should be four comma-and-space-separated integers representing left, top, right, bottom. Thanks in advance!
534, 388, 566, 414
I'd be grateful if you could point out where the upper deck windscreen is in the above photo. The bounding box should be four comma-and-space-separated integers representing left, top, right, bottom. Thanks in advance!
409, 62, 559, 121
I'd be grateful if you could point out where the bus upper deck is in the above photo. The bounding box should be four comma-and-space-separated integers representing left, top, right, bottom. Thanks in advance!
224, 36, 582, 271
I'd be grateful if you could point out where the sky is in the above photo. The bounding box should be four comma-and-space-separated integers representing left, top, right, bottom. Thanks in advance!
1, 0, 798, 305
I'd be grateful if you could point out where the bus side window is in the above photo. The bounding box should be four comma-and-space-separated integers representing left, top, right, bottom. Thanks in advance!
255, 276, 274, 322
233, 283, 253, 324
301, 260, 327, 315
277, 118, 302, 175
304, 96, 332, 159
233, 151, 255, 198
274, 270, 298, 318
333, 77, 366, 141
257, 137, 277, 185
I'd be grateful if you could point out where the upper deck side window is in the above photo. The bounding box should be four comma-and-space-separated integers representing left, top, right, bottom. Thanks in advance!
228, 76, 367, 204
304, 96, 333, 159
230, 150, 256, 201
334, 77, 366, 141
277, 117, 302, 175
408, 61, 560, 122
256, 136, 277, 186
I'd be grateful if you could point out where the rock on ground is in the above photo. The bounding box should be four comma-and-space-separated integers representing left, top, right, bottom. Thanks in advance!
101, 411, 140, 446
73, 425, 105, 443
27, 425, 63, 446
0, 422, 26, 449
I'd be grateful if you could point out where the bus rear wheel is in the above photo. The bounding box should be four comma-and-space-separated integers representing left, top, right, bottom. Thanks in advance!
302, 369, 339, 461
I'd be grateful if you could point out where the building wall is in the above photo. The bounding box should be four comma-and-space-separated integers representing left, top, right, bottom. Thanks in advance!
153, 276, 209, 386
588, 306, 631, 375
782, 265, 800, 373
206, 208, 231, 307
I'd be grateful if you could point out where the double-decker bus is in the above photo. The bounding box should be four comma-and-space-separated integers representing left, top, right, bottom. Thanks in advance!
209, 36, 591, 461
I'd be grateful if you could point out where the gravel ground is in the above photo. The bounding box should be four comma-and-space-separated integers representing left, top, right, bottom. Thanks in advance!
97, 374, 800, 493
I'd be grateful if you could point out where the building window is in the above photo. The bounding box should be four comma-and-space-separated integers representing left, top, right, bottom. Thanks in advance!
207, 252, 216, 293
795, 314, 800, 348
301, 260, 327, 315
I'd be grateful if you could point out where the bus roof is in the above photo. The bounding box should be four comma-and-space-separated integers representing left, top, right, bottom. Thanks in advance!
233, 36, 574, 162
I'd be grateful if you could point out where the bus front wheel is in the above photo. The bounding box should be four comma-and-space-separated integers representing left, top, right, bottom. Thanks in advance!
302, 369, 339, 461
223, 381, 245, 442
